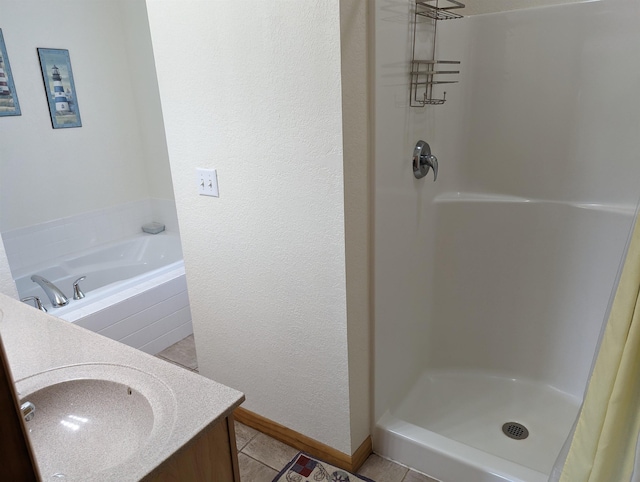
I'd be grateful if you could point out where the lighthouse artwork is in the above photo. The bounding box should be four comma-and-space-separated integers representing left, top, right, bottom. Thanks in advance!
51, 65, 71, 113
0, 56, 10, 96
0, 54, 11, 96
38, 48, 82, 128
0, 28, 21, 117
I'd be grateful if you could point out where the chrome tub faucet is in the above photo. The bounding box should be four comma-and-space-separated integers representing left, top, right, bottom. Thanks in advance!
30, 275, 69, 308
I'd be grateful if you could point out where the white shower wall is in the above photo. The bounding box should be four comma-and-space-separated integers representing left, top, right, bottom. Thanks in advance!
374, 0, 640, 420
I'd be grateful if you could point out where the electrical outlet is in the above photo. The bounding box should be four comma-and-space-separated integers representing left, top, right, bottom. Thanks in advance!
196, 168, 219, 197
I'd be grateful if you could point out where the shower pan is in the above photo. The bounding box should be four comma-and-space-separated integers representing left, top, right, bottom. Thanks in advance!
373, 0, 640, 480
375, 197, 636, 481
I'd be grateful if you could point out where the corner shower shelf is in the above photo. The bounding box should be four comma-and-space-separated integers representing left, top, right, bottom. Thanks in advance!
410, 0, 464, 106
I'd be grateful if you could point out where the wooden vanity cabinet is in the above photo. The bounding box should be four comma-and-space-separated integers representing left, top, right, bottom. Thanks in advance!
147, 414, 241, 482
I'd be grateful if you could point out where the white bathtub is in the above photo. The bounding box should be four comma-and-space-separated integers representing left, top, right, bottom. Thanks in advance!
374, 194, 636, 482
15, 232, 192, 355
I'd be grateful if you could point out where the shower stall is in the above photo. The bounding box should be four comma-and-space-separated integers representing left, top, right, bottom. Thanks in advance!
373, 0, 640, 480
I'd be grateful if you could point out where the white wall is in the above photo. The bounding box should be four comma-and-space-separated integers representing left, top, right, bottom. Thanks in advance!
457, 0, 585, 16
120, 0, 174, 201
374, 0, 640, 418
146, 0, 369, 455
0, 0, 173, 233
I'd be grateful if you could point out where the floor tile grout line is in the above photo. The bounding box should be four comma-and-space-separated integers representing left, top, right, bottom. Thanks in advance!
399, 466, 410, 480
240, 452, 280, 473
237, 431, 259, 454
401, 468, 438, 482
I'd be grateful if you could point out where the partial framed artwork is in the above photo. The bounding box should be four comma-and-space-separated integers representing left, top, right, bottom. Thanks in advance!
0, 28, 21, 117
37, 48, 81, 128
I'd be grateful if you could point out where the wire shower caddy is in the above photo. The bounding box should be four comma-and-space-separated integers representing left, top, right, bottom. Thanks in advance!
410, 0, 465, 106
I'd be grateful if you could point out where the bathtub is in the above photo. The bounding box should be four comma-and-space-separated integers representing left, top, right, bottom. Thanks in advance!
15, 232, 192, 355
374, 194, 636, 482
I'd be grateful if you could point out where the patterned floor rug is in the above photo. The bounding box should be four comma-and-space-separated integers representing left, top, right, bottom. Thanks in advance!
273, 452, 375, 482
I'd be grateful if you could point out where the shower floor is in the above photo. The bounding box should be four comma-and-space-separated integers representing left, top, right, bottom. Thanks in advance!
376, 370, 581, 482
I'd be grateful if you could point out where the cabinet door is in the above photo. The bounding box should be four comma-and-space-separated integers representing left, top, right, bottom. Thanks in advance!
148, 415, 240, 482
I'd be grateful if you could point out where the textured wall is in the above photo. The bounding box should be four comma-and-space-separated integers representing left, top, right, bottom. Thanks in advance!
147, 0, 368, 454
0, 0, 172, 233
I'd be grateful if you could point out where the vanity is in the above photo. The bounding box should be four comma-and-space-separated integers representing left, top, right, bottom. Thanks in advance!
0, 293, 244, 481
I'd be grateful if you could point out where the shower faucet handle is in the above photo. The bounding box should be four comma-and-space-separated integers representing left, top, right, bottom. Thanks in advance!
427, 154, 438, 181
73, 276, 86, 300
413, 140, 438, 181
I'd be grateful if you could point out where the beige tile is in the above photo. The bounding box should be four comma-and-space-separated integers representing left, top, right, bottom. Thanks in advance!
238, 453, 278, 482
156, 334, 198, 369
241, 432, 299, 471
402, 470, 440, 482
235, 421, 259, 451
358, 454, 408, 482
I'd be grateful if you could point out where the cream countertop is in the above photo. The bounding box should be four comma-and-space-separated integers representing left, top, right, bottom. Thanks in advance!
0, 292, 244, 481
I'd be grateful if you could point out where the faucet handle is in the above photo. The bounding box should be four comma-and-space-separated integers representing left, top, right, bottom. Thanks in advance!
21, 296, 47, 312
413, 140, 438, 181
73, 276, 86, 300
21, 401, 36, 422
426, 154, 438, 182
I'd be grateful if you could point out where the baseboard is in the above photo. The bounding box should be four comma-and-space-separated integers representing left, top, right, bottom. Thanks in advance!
234, 407, 372, 473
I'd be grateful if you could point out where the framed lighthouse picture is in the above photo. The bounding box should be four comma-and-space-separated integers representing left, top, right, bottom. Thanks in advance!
0, 29, 21, 117
37, 48, 82, 128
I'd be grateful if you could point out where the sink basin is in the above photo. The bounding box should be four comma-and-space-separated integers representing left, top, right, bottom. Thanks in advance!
16, 364, 177, 481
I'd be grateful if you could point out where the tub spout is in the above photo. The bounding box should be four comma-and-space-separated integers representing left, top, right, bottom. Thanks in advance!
31, 275, 69, 308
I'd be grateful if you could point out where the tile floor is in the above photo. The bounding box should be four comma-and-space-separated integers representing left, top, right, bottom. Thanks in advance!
156, 336, 438, 482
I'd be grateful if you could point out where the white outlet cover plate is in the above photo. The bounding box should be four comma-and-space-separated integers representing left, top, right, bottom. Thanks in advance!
196, 168, 219, 197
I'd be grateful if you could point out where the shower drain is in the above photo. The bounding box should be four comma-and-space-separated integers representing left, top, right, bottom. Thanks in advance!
502, 422, 529, 440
